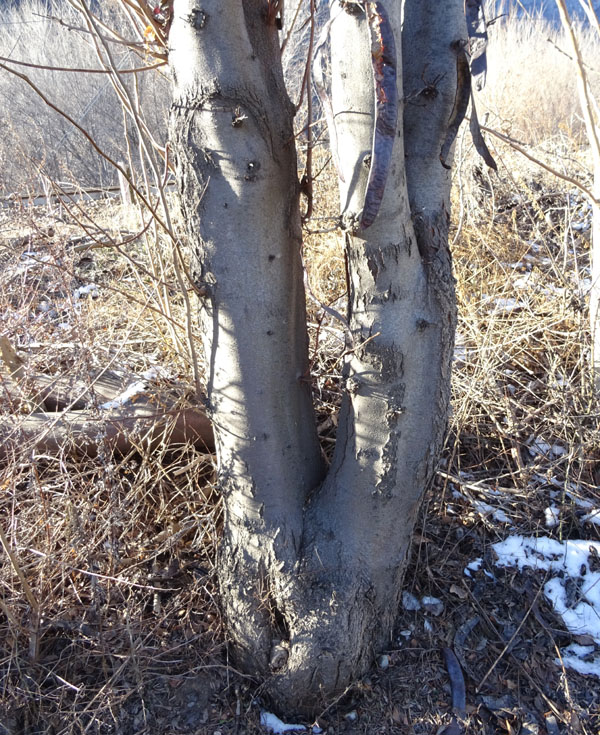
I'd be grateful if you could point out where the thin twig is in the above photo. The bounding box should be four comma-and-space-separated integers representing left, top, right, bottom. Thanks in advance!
0, 54, 165, 74
478, 122, 599, 204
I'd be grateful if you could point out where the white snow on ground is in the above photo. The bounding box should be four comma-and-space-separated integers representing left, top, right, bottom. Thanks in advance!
484, 296, 527, 313
544, 505, 560, 528
98, 368, 172, 410
140, 366, 171, 381
528, 438, 566, 458
260, 712, 306, 734
582, 508, 600, 526
470, 536, 600, 677
471, 499, 512, 525
451, 490, 512, 525
559, 644, 600, 676
73, 283, 99, 299
260, 712, 323, 734
402, 590, 421, 611
100, 380, 147, 409
465, 559, 482, 576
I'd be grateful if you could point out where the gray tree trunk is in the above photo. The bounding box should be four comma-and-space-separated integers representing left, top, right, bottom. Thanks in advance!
553, 0, 600, 392
169, 0, 461, 715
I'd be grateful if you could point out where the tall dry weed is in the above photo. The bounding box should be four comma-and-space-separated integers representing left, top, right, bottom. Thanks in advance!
480, 1, 600, 143
0, 0, 170, 194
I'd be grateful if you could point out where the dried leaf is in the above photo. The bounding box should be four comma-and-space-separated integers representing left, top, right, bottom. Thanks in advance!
469, 91, 497, 170
450, 583, 468, 599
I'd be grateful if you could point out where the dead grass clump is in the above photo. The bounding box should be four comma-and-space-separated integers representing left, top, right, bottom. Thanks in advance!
0, 196, 226, 732
479, 2, 600, 143
0, 445, 223, 732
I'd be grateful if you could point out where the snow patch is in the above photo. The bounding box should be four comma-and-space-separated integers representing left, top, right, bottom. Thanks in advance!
260, 712, 307, 734
73, 283, 99, 299
544, 505, 560, 528
472, 499, 512, 525
488, 535, 600, 677
558, 644, 600, 676
528, 439, 566, 458
452, 490, 512, 525
100, 380, 147, 409
486, 296, 526, 313
402, 591, 421, 611
582, 509, 600, 526
464, 558, 482, 577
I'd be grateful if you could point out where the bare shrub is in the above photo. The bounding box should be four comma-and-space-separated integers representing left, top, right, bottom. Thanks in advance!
480, 0, 600, 142
0, 0, 170, 194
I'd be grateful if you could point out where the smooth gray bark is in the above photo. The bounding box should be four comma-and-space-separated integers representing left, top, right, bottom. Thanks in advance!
169, 0, 461, 714
553, 0, 600, 392
169, 0, 324, 675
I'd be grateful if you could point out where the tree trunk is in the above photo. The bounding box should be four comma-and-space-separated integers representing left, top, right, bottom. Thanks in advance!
593, 193, 600, 391
553, 0, 600, 390
169, 0, 461, 715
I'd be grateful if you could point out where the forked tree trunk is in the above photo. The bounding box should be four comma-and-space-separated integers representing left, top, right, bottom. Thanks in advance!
169, 0, 461, 715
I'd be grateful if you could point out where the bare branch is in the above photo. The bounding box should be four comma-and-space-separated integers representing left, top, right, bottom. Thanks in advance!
479, 123, 600, 204
0, 54, 166, 75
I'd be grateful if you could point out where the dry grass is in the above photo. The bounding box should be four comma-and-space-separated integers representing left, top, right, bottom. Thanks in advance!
480, 1, 600, 143
1, 160, 599, 734
0, 0, 169, 194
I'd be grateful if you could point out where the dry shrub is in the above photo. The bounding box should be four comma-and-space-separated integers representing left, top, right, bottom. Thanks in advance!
447, 124, 600, 523
0, 0, 169, 194
0, 197, 222, 732
480, 1, 600, 143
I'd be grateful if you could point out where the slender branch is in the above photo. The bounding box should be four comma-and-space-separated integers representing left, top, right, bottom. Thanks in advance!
300, 0, 316, 222
36, 10, 160, 55
479, 122, 600, 204
0, 54, 166, 74
555, 0, 600, 170
280, 0, 305, 55
578, 0, 600, 36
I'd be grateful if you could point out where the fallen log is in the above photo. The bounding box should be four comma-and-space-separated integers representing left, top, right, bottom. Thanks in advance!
0, 400, 214, 459
0, 356, 214, 459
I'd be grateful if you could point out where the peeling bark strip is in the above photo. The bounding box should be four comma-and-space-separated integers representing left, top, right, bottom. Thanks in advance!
464, 0, 488, 91
313, 13, 345, 182
443, 646, 467, 717
469, 90, 497, 170
440, 43, 496, 171
440, 42, 470, 169
359, 1, 398, 230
